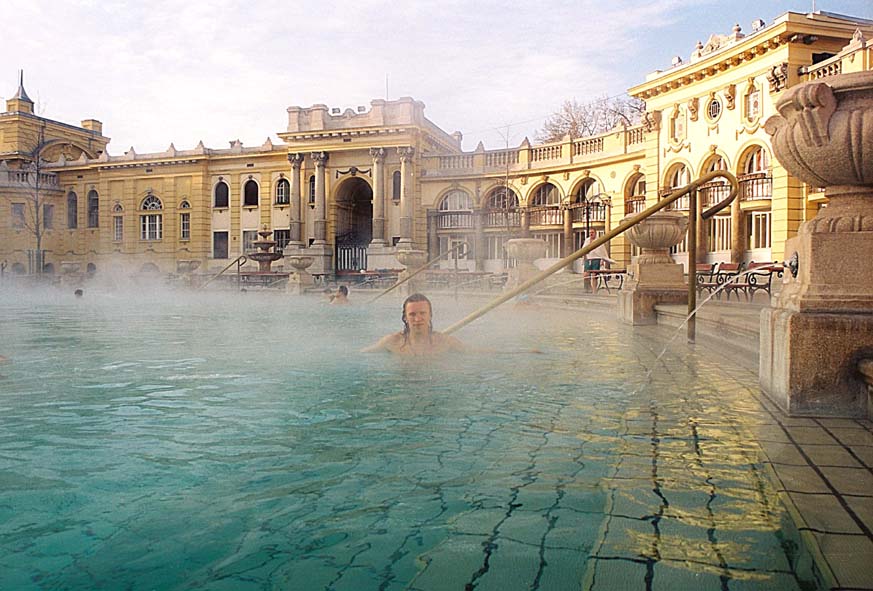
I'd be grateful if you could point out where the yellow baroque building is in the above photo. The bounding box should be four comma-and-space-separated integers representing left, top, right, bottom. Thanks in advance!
1, 10, 871, 280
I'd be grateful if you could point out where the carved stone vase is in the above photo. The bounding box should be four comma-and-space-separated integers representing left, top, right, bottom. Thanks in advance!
285, 255, 314, 295
619, 211, 689, 325
504, 238, 547, 290
395, 249, 428, 296
761, 70, 873, 417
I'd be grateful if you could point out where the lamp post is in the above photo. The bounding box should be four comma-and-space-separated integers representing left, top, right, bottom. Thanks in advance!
580, 193, 611, 237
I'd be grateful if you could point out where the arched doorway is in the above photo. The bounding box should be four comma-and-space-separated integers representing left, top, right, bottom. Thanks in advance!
334, 177, 373, 272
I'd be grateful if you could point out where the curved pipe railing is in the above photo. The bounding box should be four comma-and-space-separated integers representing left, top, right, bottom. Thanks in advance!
200, 255, 248, 289
443, 171, 738, 337
368, 241, 469, 304
686, 175, 739, 342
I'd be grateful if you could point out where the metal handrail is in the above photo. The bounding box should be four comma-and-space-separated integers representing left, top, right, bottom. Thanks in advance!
367, 241, 469, 304
200, 255, 247, 289
443, 171, 738, 336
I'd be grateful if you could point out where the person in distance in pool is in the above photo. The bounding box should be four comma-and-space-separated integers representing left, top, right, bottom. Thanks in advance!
362, 293, 465, 356
331, 285, 350, 305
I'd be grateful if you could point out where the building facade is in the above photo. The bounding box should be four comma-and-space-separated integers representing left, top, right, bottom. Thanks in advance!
2, 11, 871, 280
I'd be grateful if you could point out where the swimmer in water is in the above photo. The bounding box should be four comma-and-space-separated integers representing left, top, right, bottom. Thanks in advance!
74, 289, 83, 298
362, 293, 465, 356
331, 285, 350, 305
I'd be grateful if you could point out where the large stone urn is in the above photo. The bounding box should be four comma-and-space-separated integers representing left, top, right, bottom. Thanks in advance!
505, 238, 547, 290
395, 249, 428, 297
761, 70, 873, 417
285, 255, 315, 295
618, 211, 689, 325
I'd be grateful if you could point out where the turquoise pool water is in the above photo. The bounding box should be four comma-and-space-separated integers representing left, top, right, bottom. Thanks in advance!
0, 287, 815, 590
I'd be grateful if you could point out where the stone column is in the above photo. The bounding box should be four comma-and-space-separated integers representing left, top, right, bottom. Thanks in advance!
369, 147, 387, 246
474, 209, 486, 271
287, 153, 304, 249
562, 206, 573, 258
730, 196, 743, 264
311, 151, 328, 245
397, 146, 415, 248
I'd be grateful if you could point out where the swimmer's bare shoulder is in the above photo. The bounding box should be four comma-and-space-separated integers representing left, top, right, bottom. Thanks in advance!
361, 332, 404, 353
431, 332, 466, 353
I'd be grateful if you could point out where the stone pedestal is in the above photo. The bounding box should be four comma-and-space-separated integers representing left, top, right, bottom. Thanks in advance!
505, 238, 547, 290
395, 249, 427, 297
366, 243, 400, 271
302, 244, 333, 276
618, 211, 688, 325
285, 255, 315, 295
762, 71, 873, 418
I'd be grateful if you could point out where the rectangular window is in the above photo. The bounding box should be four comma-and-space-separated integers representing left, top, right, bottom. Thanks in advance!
485, 235, 507, 260
243, 230, 258, 253
140, 214, 162, 240
213, 231, 229, 259
707, 215, 731, 252
273, 229, 290, 251
43, 204, 54, 229
180, 212, 190, 240
536, 232, 563, 258
747, 211, 771, 250
12, 203, 25, 228
114, 216, 123, 241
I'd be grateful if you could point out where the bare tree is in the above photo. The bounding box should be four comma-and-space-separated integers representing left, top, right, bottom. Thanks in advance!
8, 123, 53, 273
536, 95, 645, 143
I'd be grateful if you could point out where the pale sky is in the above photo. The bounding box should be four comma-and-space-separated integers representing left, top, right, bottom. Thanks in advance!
3, 0, 871, 154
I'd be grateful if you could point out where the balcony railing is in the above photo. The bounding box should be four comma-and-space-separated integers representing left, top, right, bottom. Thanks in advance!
801, 54, 843, 81
699, 181, 731, 208
531, 145, 563, 162
625, 197, 646, 215
573, 137, 603, 156
0, 169, 60, 189
528, 206, 563, 226
437, 154, 474, 169
483, 209, 521, 228
569, 202, 607, 223
485, 150, 519, 168
658, 187, 690, 211
436, 211, 474, 229
739, 173, 772, 201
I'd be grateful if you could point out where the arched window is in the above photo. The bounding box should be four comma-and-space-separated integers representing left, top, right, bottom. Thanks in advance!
140, 194, 163, 241
486, 187, 519, 210
706, 156, 727, 174
67, 191, 78, 229
743, 146, 769, 175
214, 181, 229, 208
625, 173, 646, 215
628, 173, 645, 198
573, 178, 599, 203
179, 200, 191, 240
87, 189, 99, 228
438, 190, 473, 211
530, 183, 560, 206
392, 171, 402, 203
667, 164, 690, 189
243, 180, 259, 207
741, 146, 772, 201
275, 178, 290, 205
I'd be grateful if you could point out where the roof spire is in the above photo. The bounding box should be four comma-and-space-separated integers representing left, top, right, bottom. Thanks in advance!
12, 69, 32, 103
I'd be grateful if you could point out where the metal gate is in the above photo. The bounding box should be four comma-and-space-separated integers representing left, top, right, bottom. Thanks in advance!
336, 244, 367, 271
